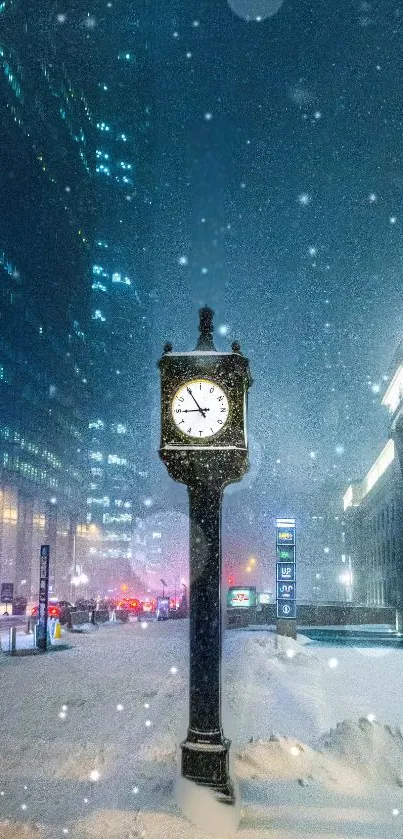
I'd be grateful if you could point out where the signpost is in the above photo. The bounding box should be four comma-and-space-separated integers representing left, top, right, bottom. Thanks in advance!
37, 545, 50, 652
276, 518, 297, 638
1, 582, 14, 615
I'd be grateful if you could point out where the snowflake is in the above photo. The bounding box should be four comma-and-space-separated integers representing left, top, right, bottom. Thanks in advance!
57, 13, 66, 23
368, 192, 377, 203
204, 112, 213, 121
298, 192, 311, 206
178, 255, 188, 266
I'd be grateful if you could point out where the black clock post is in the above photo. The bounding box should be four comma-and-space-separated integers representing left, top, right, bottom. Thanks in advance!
158, 306, 252, 803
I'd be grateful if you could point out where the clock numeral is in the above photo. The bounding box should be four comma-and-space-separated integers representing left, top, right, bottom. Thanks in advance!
217, 395, 224, 401
187, 428, 192, 434
179, 419, 185, 424
175, 408, 182, 413
217, 419, 223, 425
199, 383, 202, 390
179, 396, 184, 403
210, 428, 214, 434
210, 387, 214, 393
199, 430, 203, 436
220, 407, 226, 413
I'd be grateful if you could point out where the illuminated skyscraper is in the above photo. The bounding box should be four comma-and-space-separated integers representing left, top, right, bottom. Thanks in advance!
55, 3, 155, 592
0, 2, 96, 597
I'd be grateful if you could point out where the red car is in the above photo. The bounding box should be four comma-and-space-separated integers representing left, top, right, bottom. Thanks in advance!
117, 598, 141, 614
31, 603, 61, 619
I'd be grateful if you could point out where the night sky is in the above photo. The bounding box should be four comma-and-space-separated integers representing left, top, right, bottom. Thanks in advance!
56, 0, 403, 569
147, 1, 403, 494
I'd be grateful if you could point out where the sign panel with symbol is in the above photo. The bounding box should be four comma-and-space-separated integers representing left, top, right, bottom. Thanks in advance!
276, 562, 295, 582
277, 581, 296, 600
277, 546, 295, 562
277, 599, 297, 619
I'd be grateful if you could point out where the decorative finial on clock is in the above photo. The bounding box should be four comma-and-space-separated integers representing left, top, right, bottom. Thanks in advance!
231, 340, 242, 354
195, 305, 216, 351
163, 341, 173, 353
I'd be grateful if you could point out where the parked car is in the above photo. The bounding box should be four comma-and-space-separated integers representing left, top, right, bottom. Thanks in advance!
140, 598, 156, 615
31, 602, 61, 620
117, 597, 141, 615
31, 600, 73, 624
12, 595, 27, 615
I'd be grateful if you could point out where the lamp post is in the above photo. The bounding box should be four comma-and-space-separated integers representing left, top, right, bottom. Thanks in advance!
158, 306, 252, 803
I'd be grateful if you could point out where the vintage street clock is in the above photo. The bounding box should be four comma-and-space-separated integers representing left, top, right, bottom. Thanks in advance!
159, 305, 252, 486
158, 306, 253, 803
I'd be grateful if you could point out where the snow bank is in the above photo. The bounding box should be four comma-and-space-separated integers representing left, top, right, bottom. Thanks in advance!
0, 822, 45, 838
317, 718, 403, 788
236, 718, 403, 795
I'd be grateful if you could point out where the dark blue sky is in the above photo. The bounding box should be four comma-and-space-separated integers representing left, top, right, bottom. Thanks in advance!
145, 0, 403, 498
56, 0, 403, 523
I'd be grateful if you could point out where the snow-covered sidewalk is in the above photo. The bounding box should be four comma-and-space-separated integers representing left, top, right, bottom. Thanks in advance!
0, 621, 403, 838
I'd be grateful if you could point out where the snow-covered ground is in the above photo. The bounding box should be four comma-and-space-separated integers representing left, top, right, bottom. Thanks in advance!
1, 620, 403, 838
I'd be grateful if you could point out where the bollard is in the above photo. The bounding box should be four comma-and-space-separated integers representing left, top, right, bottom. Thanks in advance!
26, 619, 32, 635
396, 610, 403, 632
9, 625, 17, 655
34, 623, 38, 647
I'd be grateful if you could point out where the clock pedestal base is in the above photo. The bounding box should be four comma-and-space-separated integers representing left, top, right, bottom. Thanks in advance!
181, 732, 235, 804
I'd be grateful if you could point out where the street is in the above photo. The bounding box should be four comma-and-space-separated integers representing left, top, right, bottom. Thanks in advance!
1, 621, 403, 838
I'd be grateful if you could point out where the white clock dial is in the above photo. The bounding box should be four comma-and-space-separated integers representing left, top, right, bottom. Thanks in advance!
172, 379, 229, 439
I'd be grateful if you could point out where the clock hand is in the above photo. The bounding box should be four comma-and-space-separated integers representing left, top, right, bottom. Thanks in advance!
182, 408, 210, 413
186, 387, 206, 418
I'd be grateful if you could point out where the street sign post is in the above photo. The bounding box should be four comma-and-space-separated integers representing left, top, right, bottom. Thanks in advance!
1, 582, 14, 615
276, 518, 297, 638
37, 545, 50, 652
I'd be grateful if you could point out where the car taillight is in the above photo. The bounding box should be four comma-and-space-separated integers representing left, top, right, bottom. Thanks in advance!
49, 608, 58, 616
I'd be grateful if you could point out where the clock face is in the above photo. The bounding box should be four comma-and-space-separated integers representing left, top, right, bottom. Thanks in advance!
171, 379, 230, 439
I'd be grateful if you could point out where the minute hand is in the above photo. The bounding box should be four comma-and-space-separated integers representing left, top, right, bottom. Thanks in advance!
186, 387, 206, 418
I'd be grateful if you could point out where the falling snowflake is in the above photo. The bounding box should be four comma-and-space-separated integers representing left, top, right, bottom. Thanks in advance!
84, 15, 97, 28
298, 193, 311, 206
178, 255, 188, 266
204, 112, 213, 121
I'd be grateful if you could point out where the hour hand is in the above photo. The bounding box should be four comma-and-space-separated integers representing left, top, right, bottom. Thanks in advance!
182, 408, 210, 413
